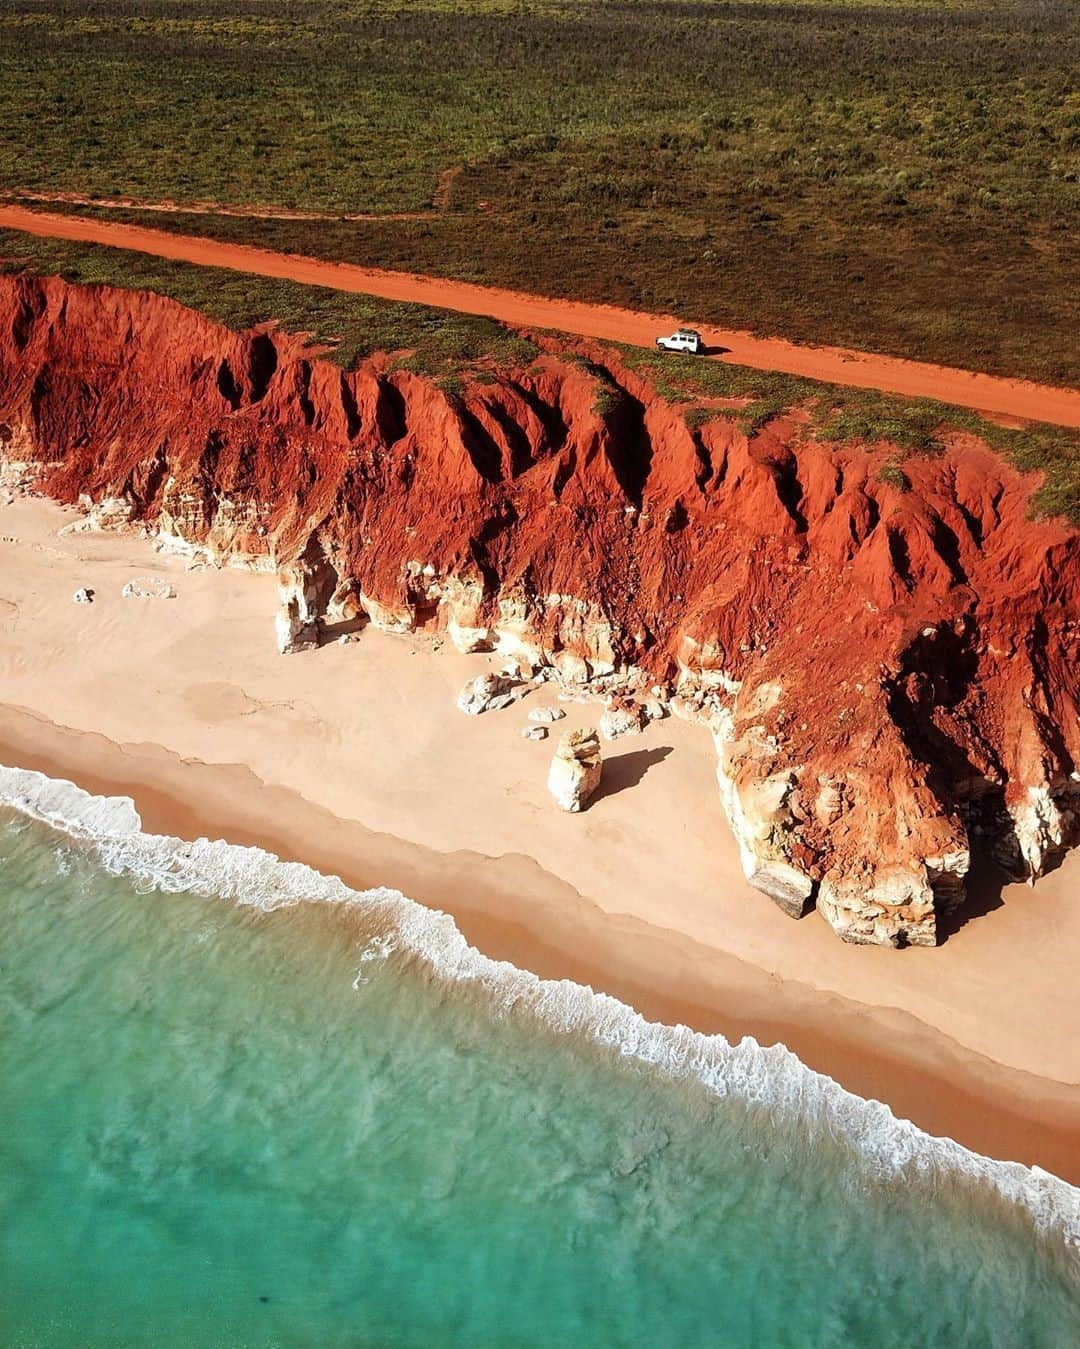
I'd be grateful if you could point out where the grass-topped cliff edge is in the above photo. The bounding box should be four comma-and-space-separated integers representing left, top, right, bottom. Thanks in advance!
2, 230, 1077, 524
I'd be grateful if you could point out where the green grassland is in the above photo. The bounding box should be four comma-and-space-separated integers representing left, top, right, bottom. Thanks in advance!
3, 229, 1076, 522
0, 0, 1077, 385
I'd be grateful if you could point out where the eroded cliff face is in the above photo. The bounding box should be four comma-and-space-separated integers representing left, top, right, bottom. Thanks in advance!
2, 273, 1077, 947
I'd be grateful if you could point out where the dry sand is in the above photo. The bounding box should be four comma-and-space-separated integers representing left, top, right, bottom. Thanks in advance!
1, 495, 1079, 1180
2, 203, 1079, 427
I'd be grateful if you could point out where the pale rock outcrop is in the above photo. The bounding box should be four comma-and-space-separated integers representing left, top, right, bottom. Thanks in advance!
358, 593, 414, 634
816, 839, 967, 947
670, 694, 704, 722
121, 577, 175, 600
500, 656, 535, 680
72, 587, 93, 604
521, 725, 548, 741
548, 729, 603, 812
61, 495, 134, 536
528, 706, 565, 724
712, 711, 815, 920
457, 673, 516, 716
599, 701, 646, 741
1008, 784, 1072, 878
817, 866, 939, 948
491, 595, 545, 668
275, 600, 313, 654
275, 577, 319, 653
447, 618, 491, 654
424, 575, 487, 650
274, 551, 362, 653
553, 651, 591, 685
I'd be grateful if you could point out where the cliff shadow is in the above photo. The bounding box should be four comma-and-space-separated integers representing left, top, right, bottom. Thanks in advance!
937, 841, 1070, 943
318, 614, 368, 644
592, 745, 673, 803
936, 851, 1007, 941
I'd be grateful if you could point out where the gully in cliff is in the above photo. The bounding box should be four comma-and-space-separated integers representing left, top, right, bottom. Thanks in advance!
2, 272, 1077, 948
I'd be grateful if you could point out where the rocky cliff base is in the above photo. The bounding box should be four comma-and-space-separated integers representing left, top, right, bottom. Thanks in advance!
2, 273, 1077, 947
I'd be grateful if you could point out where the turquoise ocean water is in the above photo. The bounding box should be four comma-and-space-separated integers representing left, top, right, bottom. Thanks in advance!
1, 768, 1078, 1348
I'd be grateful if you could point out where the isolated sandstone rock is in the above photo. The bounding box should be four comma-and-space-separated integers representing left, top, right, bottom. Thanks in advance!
548, 729, 603, 812
521, 725, 548, 741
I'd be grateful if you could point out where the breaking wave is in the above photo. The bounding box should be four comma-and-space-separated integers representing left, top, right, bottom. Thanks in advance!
2, 761, 1078, 1265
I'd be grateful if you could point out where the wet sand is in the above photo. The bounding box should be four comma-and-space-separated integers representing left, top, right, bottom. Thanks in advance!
1, 495, 1079, 1181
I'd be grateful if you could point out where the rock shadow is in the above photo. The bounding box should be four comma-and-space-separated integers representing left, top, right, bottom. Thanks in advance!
592, 745, 673, 803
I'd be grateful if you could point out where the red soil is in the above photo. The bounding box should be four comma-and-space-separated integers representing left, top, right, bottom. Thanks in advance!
1, 204, 1078, 429
1, 272, 1077, 947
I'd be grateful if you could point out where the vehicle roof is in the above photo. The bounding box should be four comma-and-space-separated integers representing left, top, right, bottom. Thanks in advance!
674, 328, 701, 337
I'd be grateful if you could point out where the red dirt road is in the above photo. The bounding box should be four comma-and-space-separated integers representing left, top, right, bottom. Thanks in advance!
2, 204, 1078, 428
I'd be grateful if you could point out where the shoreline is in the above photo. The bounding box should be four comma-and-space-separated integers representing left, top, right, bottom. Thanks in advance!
1, 494, 1079, 1186
4, 703, 1080, 1187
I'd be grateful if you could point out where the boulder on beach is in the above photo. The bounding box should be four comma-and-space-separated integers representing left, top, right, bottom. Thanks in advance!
528, 705, 565, 724
457, 673, 515, 715
121, 576, 175, 601
547, 728, 603, 812
599, 700, 646, 741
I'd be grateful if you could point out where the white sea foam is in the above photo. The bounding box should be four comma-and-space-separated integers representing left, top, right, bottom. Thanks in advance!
2, 762, 1078, 1261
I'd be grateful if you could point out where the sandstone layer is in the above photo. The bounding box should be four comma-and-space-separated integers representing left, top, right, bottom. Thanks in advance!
1, 273, 1077, 946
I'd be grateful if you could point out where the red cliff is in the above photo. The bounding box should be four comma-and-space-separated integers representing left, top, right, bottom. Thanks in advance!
1, 273, 1077, 946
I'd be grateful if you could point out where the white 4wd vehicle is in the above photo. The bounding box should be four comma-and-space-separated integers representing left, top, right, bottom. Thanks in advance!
655, 328, 704, 355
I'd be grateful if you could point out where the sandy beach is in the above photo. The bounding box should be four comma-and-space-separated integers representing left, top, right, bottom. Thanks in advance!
1, 493, 1079, 1181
